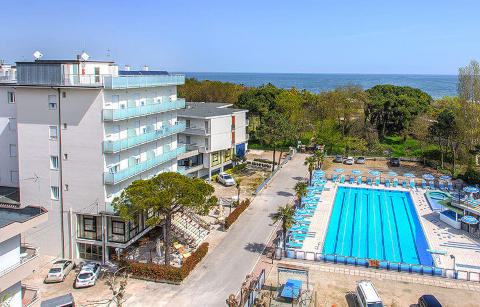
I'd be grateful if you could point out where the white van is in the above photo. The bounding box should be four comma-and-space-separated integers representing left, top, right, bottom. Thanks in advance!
355, 280, 383, 307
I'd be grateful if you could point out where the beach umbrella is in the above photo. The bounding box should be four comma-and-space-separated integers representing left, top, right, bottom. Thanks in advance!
463, 186, 479, 193
460, 215, 479, 224
403, 173, 415, 178
352, 170, 362, 175
295, 209, 308, 215
423, 174, 435, 180
386, 171, 398, 176
439, 175, 452, 180
314, 170, 325, 175
334, 168, 344, 173
369, 170, 380, 176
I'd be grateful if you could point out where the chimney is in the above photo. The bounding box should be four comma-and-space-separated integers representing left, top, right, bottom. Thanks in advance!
142, 65, 149, 71
124, 65, 131, 71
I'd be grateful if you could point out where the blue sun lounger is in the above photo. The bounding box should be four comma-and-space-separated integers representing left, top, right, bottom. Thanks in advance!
340, 175, 345, 183
385, 178, 390, 187
357, 176, 362, 184
410, 179, 415, 189
367, 177, 372, 185
375, 177, 380, 185
448, 181, 455, 191
439, 181, 445, 190
332, 174, 337, 182
287, 241, 303, 248
393, 178, 398, 187
350, 176, 354, 184
429, 181, 435, 189
402, 179, 407, 188
422, 181, 427, 189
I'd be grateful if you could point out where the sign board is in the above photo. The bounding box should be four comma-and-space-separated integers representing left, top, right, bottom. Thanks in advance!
368, 259, 380, 267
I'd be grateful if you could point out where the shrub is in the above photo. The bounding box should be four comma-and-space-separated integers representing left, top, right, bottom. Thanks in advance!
225, 199, 251, 229
231, 163, 247, 173
253, 158, 278, 165
460, 167, 480, 185
120, 242, 209, 283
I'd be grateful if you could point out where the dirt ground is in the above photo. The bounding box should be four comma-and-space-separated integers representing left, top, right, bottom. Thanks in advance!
246, 149, 290, 164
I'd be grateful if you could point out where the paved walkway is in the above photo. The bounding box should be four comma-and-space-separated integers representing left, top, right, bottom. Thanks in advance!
125, 153, 308, 306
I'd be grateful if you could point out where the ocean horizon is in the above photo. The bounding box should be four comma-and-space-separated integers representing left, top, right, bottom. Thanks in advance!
178, 72, 458, 99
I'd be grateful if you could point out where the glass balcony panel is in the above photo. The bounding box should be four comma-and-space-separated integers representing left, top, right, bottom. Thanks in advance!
103, 99, 185, 121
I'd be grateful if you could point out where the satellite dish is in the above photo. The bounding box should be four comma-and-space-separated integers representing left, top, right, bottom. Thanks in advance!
80, 51, 90, 61
33, 51, 43, 60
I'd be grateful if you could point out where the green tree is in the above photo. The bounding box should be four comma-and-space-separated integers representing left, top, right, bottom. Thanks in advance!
235, 178, 242, 206
365, 85, 432, 137
294, 181, 308, 204
429, 107, 459, 171
271, 204, 296, 254
112, 172, 217, 266
256, 111, 290, 171
304, 156, 316, 184
314, 119, 342, 153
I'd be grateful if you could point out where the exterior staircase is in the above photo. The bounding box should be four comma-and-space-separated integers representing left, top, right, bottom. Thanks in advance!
171, 212, 210, 248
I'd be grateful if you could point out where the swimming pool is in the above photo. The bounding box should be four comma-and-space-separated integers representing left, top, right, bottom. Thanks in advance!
323, 187, 434, 267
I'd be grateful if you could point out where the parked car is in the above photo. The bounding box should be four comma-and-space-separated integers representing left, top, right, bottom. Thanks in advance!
40, 293, 75, 307
345, 156, 354, 165
355, 280, 383, 307
74, 263, 101, 288
418, 295, 442, 307
390, 157, 400, 167
333, 155, 343, 163
45, 260, 75, 283
356, 157, 366, 164
217, 172, 236, 186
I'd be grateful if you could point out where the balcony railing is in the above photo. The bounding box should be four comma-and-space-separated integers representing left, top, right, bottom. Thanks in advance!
183, 126, 210, 135
104, 74, 185, 89
103, 123, 186, 153
104, 145, 186, 184
179, 142, 207, 153
22, 285, 40, 307
178, 166, 186, 175
0, 245, 39, 291
103, 99, 185, 121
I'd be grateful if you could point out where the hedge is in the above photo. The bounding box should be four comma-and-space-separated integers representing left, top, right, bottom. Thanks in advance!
120, 242, 209, 283
225, 199, 251, 229
253, 158, 278, 165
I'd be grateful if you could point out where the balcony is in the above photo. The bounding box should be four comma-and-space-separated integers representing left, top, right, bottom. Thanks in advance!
177, 166, 186, 175
103, 99, 185, 121
22, 285, 40, 307
103, 123, 186, 153
183, 126, 210, 136
0, 245, 40, 291
104, 145, 186, 184
246, 119, 250, 126
103, 74, 185, 89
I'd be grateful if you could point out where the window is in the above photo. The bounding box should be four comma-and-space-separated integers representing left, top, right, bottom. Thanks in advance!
10, 171, 18, 183
186, 119, 190, 128
7, 91, 15, 103
186, 135, 191, 144
112, 221, 125, 235
62, 92, 66, 98
64, 184, 69, 191
8, 118, 16, 130
63, 153, 68, 160
49, 126, 57, 139
48, 95, 57, 109
78, 243, 102, 261
83, 216, 96, 232
51, 186, 59, 200
50, 156, 59, 169
94, 67, 100, 83
205, 138, 209, 149
63, 123, 67, 129
112, 95, 119, 103
9, 144, 17, 157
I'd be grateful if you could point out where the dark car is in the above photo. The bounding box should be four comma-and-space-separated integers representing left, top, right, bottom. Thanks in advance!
333, 155, 343, 163
390, 157, 400, 167
418, 294, 442, 307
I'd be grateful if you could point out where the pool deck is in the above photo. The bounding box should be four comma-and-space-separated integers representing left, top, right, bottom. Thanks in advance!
295, 180, 480, 275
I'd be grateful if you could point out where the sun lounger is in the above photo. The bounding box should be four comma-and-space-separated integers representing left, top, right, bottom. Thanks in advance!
448, 182, 454, 191
332, 174, 337, 182
357, 176, 362, 184
429, 181, 435, 189
402, 179, 407, 188
385, 178, 390, 187
439, 181, 445, 190
340, 175, 345, 183
350, 176, 354, 184
287, 241, 303, 248
367, 177, 372, 185
410, 179, 415, 189
375, 177, 380, 186
393, 178, 398, 187
422, 181, 427, 189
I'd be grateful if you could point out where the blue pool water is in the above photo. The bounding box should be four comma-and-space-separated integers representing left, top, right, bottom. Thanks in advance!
323, 187, 434, 267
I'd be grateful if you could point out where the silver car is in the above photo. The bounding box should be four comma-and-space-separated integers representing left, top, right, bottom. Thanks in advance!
217, 172, 236, 186
345, 156, 354, 165
45, 260, 75, 283
75, 263, 101, 288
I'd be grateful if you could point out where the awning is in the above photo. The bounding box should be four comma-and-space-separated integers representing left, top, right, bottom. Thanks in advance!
281, 279, 302, 299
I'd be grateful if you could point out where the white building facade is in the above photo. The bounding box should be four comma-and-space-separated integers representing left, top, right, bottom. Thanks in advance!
0, 58, 186, 263
177, 102, 248, 179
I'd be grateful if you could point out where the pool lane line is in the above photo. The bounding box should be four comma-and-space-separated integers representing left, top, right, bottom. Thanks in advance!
340, 187, 353, 255
332, 189, 347, 254
401, 196, 422, 264
382, 189, 398, 263
377, 193, 387, 261
372, 189, 378, 259
356, 188, 364, 258
388, 194, 404, 263
366, 192, 369, 259
349, 191, 358, 257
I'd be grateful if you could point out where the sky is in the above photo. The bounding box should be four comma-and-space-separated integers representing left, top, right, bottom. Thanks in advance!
1, 0, 479, 74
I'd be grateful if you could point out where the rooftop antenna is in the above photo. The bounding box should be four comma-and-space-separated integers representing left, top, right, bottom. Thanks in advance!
33, 50, 43, 61
80, 51, 90, 61
106, 48, 111, 58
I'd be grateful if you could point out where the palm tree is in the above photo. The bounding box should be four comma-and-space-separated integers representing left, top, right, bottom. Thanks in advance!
314, 150, 325, 169
235, 178, 242, 208
294, 181, 307, 205
271, 204, 296, 254
304, 156, 316, 184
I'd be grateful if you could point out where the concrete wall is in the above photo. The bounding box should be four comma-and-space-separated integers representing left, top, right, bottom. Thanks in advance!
210, 117, 231, 152
233, 111, 248, 144
0, 234, 20, 273
0, 86, 19, 187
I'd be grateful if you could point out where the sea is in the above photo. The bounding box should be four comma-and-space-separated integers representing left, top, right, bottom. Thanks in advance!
180, 72, 458, 99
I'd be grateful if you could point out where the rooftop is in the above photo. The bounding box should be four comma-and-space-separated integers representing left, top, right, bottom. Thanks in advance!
0, 206, 47, 228
178, 102, 248, 119
0, 186, 20, 206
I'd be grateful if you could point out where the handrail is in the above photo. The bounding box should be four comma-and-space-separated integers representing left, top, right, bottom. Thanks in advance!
253, 149, 295, 195
0, 245, 38, 278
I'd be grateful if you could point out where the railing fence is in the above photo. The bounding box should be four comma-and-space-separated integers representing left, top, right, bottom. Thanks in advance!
253, 149, 296, 195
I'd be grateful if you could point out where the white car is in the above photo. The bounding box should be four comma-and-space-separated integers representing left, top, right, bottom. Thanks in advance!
217, 172, 236, 186
355, 280, 383, 307
45, 260, 75, 283
345, 156, 354, 165
75, 263, 101, 288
